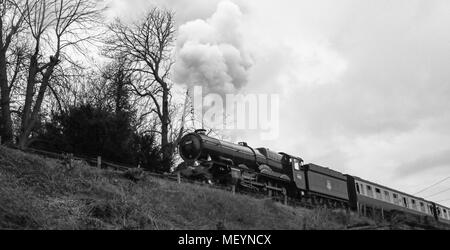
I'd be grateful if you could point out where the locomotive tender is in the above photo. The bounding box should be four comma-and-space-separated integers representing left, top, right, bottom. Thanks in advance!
178, 129, 450, 225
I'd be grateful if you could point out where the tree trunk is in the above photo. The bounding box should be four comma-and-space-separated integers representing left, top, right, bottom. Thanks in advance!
161, 86, 170, 171
0, 50, 13, 144
18, 58, 57, 149
20, 54, 38, 135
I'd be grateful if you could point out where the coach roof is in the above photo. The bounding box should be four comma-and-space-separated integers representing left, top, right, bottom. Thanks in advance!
351, 175, 429, 202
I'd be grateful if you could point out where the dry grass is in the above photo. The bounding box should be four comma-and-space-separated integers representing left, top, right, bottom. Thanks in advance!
0, 146, 375, 230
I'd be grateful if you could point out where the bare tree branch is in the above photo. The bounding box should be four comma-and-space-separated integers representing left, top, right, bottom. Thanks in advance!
16, 0, 103, 148
0, 0, 29, 144
104, 7, 176, 170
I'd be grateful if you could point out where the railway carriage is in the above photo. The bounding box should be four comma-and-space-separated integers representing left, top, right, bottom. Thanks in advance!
435, 204, 450, 224
346, 175, 435, 222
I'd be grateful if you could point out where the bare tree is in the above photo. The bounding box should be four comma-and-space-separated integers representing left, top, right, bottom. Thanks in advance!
0, 0, 27, 144
105, 7, 176, 170
16, 0, 102, 148
99, 56, 135, 115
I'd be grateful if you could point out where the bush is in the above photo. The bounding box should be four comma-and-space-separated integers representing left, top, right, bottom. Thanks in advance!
31, 104, 162, 171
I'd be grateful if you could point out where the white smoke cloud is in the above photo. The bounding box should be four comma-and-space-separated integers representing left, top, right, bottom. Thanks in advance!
174, 1, 252, 94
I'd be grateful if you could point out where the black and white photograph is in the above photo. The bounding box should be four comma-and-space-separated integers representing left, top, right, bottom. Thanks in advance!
1, 0, 450, 237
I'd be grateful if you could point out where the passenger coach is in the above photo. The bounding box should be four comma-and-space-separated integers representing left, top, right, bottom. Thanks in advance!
346, 175, 450, 223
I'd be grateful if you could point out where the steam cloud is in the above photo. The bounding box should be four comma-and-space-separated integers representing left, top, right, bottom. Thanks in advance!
174, 1, 252, 94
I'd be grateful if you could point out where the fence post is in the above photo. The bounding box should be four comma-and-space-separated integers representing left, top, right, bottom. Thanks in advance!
232, 185, 236, 195
177, 171, 181, 184
97, 156, 101, 168
0, 136, 2, 145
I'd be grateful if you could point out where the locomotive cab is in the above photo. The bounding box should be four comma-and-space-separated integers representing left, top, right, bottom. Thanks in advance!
279, 153, 306, 190
279, 152, 303, 169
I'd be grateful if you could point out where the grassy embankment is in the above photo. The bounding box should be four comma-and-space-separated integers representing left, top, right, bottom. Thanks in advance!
0, 146, 378, 230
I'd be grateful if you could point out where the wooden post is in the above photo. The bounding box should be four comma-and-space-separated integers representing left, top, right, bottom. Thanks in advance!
267, 181, 272, 197
283, 188, 287, 205
177, 172, 181, 184
232, 185, 236, 195
97, 156, 101, 168
381, 208, 385, 221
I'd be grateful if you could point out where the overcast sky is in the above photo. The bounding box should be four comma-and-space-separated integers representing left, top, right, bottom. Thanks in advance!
107, 0, 450, 206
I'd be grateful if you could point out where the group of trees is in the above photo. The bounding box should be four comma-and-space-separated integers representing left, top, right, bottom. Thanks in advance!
0, 0, 187, 172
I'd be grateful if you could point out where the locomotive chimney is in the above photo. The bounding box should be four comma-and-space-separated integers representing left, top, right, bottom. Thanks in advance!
238, 142, 248, 147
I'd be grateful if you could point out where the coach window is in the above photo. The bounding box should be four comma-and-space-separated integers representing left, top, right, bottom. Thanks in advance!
444, 209, 448, 219
366, 185, 373, 197
411, 199, 417, 210
384, 191, 391, 203
403, 197, 409, 208
393, 194, 399, 205
420, 202, 425, 213
375, 188, 381, 199
356, 183, 361, 194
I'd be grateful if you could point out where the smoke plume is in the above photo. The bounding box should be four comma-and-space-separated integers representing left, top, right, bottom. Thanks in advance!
174, 1, 252, 94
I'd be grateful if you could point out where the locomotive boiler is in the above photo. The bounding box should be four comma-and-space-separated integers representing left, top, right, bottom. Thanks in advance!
178, 129, 297, 184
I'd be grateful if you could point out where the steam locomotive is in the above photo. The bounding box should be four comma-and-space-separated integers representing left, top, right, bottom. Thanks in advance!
177, 129, 450, 226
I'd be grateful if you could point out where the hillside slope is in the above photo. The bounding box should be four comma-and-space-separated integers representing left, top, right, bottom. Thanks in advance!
0, 146, 374, 230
